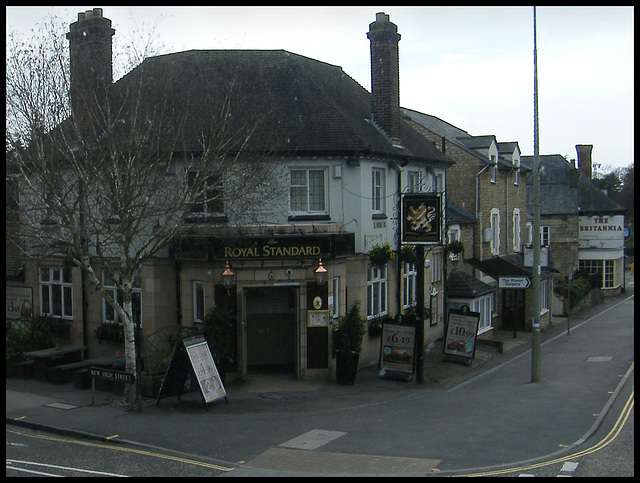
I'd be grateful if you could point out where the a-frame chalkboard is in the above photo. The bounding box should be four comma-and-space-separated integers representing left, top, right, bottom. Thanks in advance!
156, 335, 227, 410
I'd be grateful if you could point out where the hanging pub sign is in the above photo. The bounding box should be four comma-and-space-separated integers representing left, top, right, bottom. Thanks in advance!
379, 322, 416, 378
444, 307, 480, 364
402, 194, 442, 244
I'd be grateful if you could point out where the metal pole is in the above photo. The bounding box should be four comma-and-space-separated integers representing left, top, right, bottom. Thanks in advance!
415, 244, 425, 384
531, 6, 541, 382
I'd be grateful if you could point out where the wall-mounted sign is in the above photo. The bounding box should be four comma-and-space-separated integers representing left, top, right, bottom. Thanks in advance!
308, 310, 329, 327
176, 233, 355, 261
499, 276, 531, 289
6, 286, 33, 319
401, 194, 442, 244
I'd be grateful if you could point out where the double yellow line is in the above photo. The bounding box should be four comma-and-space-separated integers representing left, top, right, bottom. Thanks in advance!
459, 389, 634, 477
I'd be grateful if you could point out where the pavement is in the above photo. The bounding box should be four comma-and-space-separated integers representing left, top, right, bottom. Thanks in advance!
6, 275, 634, 476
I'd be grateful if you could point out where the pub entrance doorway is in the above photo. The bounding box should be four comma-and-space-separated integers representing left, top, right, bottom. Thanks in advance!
244, 286, 297, 374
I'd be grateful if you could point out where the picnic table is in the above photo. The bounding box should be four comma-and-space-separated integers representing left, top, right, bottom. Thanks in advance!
24, 345, 87, 381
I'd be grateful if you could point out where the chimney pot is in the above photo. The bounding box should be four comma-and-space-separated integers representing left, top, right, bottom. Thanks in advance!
576, 144, 593, 180
367, 12, 402, 145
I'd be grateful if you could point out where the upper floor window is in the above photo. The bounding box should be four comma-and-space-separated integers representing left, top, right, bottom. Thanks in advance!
290, 168, 327, 214
490, 208, 500, 254
490, 156, 497, 183
513, 209, 521, 252
541, 226, 550, 247
39, 267, 72, 319
372, 168, 385, 214
187, 171, 224, 220
407, 170, 422, 193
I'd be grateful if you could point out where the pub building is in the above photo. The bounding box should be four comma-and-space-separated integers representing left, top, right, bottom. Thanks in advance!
7, 10, 454, 384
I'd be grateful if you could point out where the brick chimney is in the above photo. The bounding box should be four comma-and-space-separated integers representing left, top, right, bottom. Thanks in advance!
576, 144, 593, 179
66, 8, 115, 131
367, 12, 401, 145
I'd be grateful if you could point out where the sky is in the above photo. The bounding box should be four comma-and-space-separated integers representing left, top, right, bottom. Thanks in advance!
6, 6, 634, 172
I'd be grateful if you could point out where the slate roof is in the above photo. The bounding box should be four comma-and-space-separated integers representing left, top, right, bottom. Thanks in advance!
447, 200, 476, 225
446, 271, 495, 298
521, 154, 625, 216
110, 49, 453, 165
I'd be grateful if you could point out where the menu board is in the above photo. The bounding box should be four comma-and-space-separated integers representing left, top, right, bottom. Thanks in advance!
380, 323, 416, 374
444, 308, 480, 360
184, 337, 226, 404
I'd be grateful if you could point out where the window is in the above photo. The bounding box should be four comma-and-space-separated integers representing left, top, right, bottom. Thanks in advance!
40, 267, 73, 319
540, 279, 549, 313
403, 262, 417, 309
431, 250, 443, 283
490, 209, 500, 254
290, 168, 327, 214
580, 259, 615, 289
367, 264, 387, 318
193, 281, 205, 323
472, 294, 493, 332
102, 271, 142, 326
332, 276, 340, 319
188, 171, 224, 218
541, 226, 550, 247
372, 168, 385, 214
490, 156, 497, 183
513, 209, 521, 252
407, 171, 422, 193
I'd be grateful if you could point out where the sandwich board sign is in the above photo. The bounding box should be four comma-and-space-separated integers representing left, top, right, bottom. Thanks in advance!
156, 335, 227, 409
444, 307, 480, 365
379, 322, 415, 381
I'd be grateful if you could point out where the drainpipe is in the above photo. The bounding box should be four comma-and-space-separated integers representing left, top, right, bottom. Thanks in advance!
475, 164, 489, 261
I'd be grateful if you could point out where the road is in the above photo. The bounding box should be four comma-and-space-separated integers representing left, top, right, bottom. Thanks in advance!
6, 426, 234, 477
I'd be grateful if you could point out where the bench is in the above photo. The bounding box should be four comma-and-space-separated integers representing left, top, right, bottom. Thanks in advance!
48, 356, 124, 385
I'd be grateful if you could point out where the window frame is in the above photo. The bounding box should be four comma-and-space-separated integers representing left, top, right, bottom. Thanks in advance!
289, 167, 328, 215
403, 262, 417, 310
102, 271, 142, 326
187, 171, 224, 219
39, 266, 73, 320
367, 264, 388, 319
371, 168, 385, 215
193, 281, 205, 323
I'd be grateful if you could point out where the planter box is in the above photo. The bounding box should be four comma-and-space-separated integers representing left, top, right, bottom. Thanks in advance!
336, 351, 359, 385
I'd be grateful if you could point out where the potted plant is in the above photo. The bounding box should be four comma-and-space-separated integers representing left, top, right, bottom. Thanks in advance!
333, 302, 366, 385
368, 242, 395, 269
199, 306, 234, 383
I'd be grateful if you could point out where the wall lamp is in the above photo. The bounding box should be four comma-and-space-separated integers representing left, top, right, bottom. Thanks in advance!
221, 261, 235, 292
314, 258, 328, 285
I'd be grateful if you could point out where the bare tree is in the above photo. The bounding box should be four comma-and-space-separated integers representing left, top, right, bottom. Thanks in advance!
6, 15, 285, 407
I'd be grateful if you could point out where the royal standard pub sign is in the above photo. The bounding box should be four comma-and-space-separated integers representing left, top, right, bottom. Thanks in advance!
401, 194, 443, 244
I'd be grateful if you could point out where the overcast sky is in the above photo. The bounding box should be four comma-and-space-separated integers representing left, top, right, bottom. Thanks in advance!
6, 6, 634, 172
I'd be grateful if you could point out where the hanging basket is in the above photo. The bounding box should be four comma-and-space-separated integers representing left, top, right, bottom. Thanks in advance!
368, 243, 395, 269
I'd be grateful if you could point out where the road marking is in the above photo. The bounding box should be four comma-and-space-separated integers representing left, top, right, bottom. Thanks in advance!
280, 429, 347, 450
7, 459, 127, 477
586, 356, 613, 363
560, 461, 579, 472
45, 403, 79, 410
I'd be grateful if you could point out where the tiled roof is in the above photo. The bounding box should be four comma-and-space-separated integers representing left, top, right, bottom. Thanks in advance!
446, 271, 494, 298
521, 154, 625, 215
110, 50, 452, 164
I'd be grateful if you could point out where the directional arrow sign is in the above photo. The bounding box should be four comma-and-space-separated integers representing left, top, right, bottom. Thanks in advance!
499, 277, 531, 289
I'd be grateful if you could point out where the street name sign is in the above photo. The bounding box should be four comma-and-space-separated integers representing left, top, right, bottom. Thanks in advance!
499, 276, 531, 289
